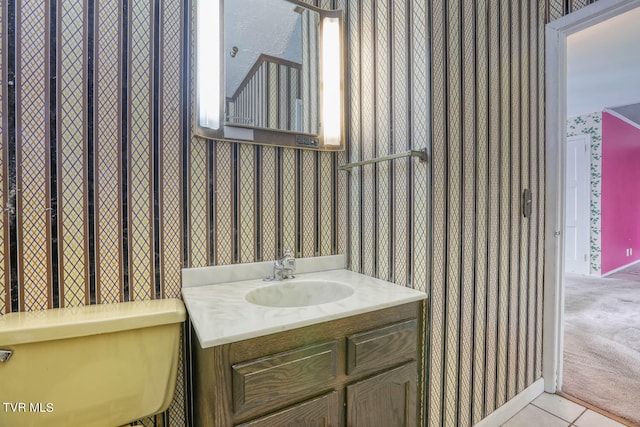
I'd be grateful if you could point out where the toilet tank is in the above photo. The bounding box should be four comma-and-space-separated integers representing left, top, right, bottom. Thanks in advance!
0, 299, 186, 427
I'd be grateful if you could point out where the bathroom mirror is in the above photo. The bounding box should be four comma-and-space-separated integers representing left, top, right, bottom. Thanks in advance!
195, 0, 344, 151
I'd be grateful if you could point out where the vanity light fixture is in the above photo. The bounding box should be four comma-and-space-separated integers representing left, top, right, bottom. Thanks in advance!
197, 0, 222, 131
320, 14, 342, 147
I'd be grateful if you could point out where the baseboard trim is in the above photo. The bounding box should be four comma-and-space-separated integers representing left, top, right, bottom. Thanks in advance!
474, 378, 545, 427
602, 259, 640, 277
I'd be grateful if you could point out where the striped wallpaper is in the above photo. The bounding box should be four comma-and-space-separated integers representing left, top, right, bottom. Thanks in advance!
0, 0, 187, 424
342, 0, 598, 426
0, 0, 185, 316
0, 0, 600, 426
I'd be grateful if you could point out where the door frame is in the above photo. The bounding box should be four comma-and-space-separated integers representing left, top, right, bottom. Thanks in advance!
544, 0, 640, 393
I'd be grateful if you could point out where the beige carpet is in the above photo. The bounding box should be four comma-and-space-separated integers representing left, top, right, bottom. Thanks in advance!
563, 263, 640, 426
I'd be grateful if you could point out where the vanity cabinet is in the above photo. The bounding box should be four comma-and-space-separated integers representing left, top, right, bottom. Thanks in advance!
191, 301, 424, 426
346, 363, 417, 427
236, 391, 343, 427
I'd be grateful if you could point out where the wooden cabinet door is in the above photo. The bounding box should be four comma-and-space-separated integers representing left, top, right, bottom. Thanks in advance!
236, 391, 343, 427
346, 362, 417, 427
232, 341, 338, 416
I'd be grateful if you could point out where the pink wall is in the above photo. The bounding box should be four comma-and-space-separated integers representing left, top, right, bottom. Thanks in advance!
601, 112, 640, 274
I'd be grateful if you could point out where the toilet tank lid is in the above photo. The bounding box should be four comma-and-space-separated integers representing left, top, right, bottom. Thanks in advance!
0, 299, 186, 346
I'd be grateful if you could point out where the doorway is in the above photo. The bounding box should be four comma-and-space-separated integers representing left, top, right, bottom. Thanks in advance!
545, 0, 640, 421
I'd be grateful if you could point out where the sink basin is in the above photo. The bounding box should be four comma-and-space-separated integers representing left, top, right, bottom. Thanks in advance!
246, 280, 354, 307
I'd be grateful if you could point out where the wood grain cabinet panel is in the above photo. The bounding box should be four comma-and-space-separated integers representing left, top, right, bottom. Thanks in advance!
346, 319, 417, 376
236, 391, 343, 427
346, 362, 417, 427
232, 341, 338, 413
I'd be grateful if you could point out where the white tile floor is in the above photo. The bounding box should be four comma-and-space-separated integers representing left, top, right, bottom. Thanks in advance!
502, 393, 628, 427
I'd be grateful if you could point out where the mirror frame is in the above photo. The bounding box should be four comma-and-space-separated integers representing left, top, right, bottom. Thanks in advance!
195, 0, 345, 151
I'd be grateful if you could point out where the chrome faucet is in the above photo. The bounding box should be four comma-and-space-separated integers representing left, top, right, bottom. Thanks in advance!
268, 250, 296, 281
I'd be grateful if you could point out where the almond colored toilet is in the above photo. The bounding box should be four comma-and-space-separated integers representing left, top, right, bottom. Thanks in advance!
0, 298, 186, 427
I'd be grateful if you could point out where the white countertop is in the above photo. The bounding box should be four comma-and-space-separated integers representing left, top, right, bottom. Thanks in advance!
182, 265, 427, 348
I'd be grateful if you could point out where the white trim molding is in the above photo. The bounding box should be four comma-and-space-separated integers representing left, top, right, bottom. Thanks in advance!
544, 0, 640, 394
473, 379, 544, 427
